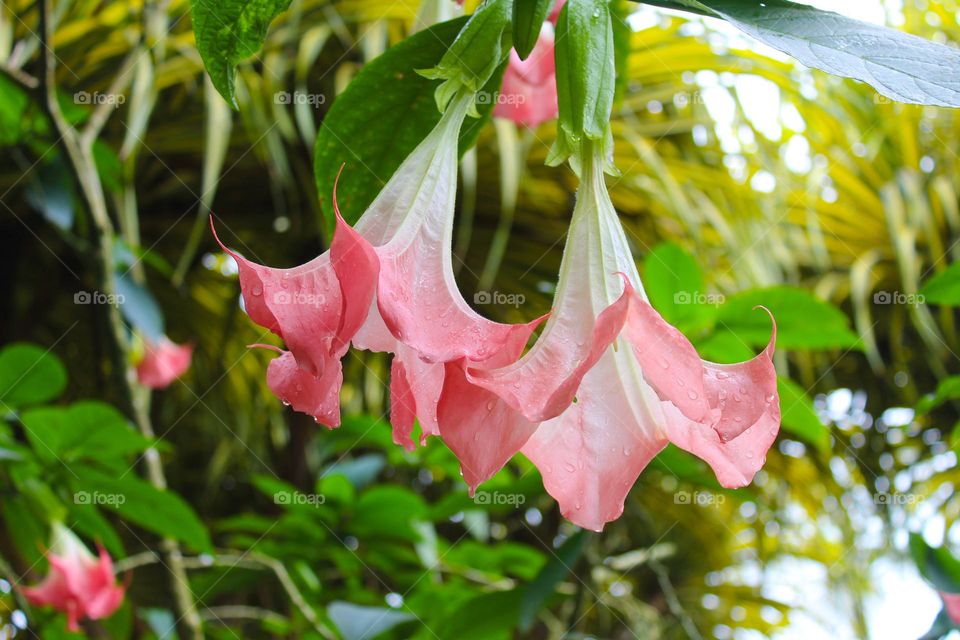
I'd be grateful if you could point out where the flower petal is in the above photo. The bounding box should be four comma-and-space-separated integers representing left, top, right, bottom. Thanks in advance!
265, 351, 343, 428
439, 359, 539, 491
365, 95, 534, 364
521, 347, 668, 531
136, 339, 192, 389
624, 293, 780, 487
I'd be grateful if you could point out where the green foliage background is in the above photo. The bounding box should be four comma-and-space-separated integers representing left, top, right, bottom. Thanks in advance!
1, 0, 960, 638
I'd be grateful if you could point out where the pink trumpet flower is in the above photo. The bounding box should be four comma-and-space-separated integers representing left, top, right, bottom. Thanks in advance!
22, 524, 125, 631
439, 152, 780, 531
136, 337, 193, 389
350, 91, 541, 447
494, 26, 559, 127
211, 178, 379, 428
214, 92, 538, 439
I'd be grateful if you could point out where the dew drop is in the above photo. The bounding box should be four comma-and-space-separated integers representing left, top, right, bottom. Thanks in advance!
687, 390, 698, 400
252, 284, 263, 296
486, 401, 494, 411
564, 462, 576, 473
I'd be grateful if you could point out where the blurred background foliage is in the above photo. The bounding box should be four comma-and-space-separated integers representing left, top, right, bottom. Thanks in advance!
1, 0, 960, 638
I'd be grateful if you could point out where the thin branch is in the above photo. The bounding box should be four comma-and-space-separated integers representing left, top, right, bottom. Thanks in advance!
0, 63, 39, 90
79, 47, 141, 147
37, 1, 203, 638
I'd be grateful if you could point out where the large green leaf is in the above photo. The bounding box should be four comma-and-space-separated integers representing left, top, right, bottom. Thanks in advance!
642, 0, 960, 107
920, 263, 960, 305
0, 342, 67, 412
190, 0, 292, 107
314, 17, 502, 233
777, 376, 830, 453
642, 242, 716, 330
20, 402, 155, 466
714, 286, 860, 351
910, 533, 960, 594
70, 464, 211, 551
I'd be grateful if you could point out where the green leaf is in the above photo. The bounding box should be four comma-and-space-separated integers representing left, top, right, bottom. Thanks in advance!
327, 602, 414, 640
116, 273, 165, 342
0, 342, 67, 411
549, 0, 617, 167
0, 74, 33, 146
777, 377, 830, 453
349, 486, 428, 542
649, 0, 960, 107
643, 242, 717, 329
920, 263, 960, 305
918, 376, 960, 415
910, 533, 960, 594
21, 402, 155, 465
190, 0, 292, 108
512, 0, 554, 60
435, 590, 523, 640
715, 286, 860, 351
314, 17, 502, 233
519, 529, 589, 631
70, 464, 211, 551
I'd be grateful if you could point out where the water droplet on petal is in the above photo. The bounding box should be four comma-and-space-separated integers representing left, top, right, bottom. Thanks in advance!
564, 462, 576, 473
687, 390, 698, 400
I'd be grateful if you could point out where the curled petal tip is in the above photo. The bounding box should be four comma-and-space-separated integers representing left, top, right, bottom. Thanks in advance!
332, 163, 347, 225
612, 271, 635, 293
209, 216, 240, 259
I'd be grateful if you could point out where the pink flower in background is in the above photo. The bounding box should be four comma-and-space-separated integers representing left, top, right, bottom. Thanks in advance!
22, 524, 125, 631
941, 591, 960, 623
438, 154, 780, 531
494, 28, 558, 127
136, 337, 193, 389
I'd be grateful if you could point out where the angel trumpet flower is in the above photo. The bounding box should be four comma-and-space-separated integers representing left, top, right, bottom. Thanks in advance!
22, 523, 125, 631
439, 149, 780, 531
351, 91, 540, 447
214, 91, 537, 436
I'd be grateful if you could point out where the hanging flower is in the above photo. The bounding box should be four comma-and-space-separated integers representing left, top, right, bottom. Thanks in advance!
351, 91, 541, 448
494, 26, 559, 127
22, 523, 125, 632
211, 187, 379, 428
438, 150, 780, 531
215, 92, 538, 438
136, 337, 193, 389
